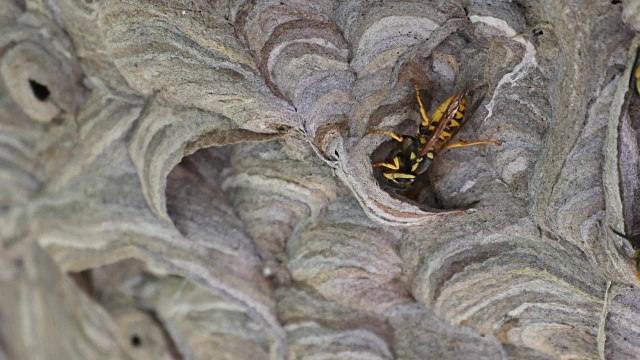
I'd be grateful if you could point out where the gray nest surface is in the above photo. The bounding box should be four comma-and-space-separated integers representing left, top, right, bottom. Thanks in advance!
1, 0, 640, 359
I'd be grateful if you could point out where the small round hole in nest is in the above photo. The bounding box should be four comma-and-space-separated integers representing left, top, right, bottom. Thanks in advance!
28, 79, 50, 101
129, 334, 142, 348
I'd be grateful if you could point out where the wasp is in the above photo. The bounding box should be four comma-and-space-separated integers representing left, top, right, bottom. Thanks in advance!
370, 80, 500, 189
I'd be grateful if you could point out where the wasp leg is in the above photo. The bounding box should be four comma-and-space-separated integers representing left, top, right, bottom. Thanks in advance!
411, 79, 431, 127
383, 171, 415, 182
372, 156, 400, 170
445, 140, 501, 149
369, 129, 404, 142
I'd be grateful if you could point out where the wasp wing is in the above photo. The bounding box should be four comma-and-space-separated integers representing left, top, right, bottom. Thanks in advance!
417, 90, 466, 158
415, 85, 488, 174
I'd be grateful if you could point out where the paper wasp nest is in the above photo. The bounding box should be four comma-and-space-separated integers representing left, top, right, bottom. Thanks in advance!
1, 0, 640, 359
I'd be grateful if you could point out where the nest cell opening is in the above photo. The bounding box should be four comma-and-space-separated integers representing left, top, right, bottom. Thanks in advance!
28, 79, 50, 101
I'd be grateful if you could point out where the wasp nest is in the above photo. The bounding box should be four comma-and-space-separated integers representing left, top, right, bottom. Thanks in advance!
1, 0, 640, 359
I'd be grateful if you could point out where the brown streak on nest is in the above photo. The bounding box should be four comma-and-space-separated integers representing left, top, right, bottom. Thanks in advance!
184, 129, 288, 156
313, 120, 349, 155
370, 198, 460, 218
259, 19, 347, 102
495, 318, 520, 343
430, 245, 513, 303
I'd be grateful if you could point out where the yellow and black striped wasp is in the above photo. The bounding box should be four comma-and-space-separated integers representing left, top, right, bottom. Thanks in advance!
370, 80, 500, 189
